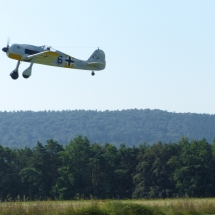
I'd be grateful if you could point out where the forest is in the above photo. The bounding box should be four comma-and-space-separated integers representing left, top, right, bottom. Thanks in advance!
1, 135, 215, 200
0, 109, 215, 148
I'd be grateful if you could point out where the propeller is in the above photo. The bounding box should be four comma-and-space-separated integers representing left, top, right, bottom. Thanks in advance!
2, 38, 10, 53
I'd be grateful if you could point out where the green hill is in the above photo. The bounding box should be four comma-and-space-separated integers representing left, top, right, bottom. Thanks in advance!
0, 109, 215, 148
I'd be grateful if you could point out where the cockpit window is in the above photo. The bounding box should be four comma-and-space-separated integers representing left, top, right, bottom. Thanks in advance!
40, 45, 56, 52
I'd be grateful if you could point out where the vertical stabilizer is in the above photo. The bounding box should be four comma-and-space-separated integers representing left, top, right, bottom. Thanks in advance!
87, 49, 106, 70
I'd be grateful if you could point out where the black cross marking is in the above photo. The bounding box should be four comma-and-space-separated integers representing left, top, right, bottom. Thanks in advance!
65, 56, 74, 66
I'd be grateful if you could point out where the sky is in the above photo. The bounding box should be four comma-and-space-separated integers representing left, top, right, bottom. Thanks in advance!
0, 0, 215, 114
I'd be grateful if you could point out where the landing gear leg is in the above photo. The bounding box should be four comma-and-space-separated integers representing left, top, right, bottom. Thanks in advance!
23, 58, 34, 78
91, 71, 95, 76
10, 60, 20, 80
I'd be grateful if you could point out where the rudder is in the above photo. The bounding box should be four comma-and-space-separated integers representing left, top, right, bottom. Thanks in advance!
88, 49, 105, 63
87, 49, 106, 70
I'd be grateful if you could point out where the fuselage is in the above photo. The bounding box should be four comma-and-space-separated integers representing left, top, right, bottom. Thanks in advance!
4, 44, 105, 71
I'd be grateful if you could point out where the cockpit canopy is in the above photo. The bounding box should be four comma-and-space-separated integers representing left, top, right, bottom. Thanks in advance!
40, 45, 56, 52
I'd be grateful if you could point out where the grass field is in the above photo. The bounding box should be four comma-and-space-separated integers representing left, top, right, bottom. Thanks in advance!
0, 198, 215, 215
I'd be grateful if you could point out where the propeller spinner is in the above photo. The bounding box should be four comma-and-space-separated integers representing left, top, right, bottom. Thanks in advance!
2, 47, 8, 52
2, 38, 10, 53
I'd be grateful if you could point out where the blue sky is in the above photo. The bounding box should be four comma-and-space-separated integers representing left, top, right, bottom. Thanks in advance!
0, 0, 215, 113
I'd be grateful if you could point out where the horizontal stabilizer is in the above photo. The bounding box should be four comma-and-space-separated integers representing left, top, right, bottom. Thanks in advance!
87, 62, 105, 67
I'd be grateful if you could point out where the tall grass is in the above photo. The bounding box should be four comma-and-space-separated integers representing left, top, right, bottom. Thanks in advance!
0, 199, 215, 215
167, 199, 215, 215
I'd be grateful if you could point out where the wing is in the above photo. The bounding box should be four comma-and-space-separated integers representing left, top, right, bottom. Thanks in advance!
24, 51, 60, 65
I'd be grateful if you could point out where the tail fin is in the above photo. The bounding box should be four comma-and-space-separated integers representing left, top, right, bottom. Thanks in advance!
87, 49, 106, 70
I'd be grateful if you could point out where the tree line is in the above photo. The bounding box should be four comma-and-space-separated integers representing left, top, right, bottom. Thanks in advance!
0, 135, 215, 200
1, 109, 215, 148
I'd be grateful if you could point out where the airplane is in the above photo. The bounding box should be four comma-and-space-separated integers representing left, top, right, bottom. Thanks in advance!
2, 41, 106, 80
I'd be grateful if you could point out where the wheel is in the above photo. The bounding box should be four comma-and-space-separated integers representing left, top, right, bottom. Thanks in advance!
23, 74, 30, 79
91, 71, 95, 76
10, 71, 19, 80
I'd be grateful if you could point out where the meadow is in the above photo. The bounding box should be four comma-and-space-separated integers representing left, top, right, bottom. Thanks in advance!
0, 198, 215, 215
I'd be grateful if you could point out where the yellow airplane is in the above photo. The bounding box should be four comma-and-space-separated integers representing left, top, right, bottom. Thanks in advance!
2, 42, 106, 80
